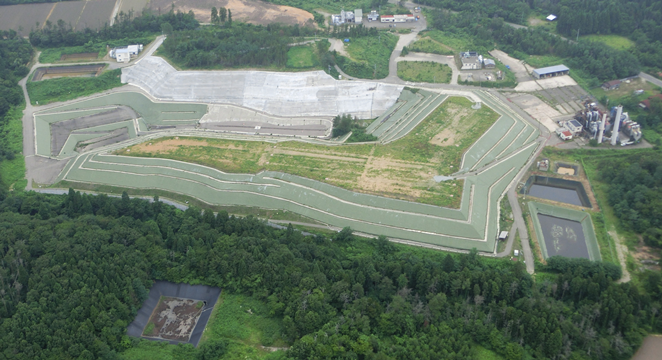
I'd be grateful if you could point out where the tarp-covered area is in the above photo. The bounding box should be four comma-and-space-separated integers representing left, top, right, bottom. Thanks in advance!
122, 56, 403, 119
126, 281, 221, 347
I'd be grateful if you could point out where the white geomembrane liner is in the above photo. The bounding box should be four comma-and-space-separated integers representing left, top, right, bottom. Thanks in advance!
122, 56, 403, 119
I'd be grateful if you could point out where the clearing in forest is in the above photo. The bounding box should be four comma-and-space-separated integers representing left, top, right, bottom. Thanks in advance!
122, 97, 498, 208
142, 296, 205, 342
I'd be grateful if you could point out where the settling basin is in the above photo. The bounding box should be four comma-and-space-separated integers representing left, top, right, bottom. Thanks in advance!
522, 175, 591, 207
32, 64, 105, 81
537, 214, 589, 259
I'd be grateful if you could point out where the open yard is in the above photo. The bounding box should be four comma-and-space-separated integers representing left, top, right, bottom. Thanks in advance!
149, 0, 314, 26
337, 32, 398, 79
397, 61, 452, 83
121, 97, 498, 208
581, 34, 634, 50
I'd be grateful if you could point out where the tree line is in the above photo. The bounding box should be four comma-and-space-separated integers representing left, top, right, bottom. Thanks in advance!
0, 31, 33, 190
0, 189, 660, 359
28, 9, 199, 48
160, 23, 315, 68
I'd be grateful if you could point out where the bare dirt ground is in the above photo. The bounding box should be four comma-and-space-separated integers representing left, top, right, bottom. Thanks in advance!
143, 297, 204, 342
328, 38, 351, 58
429, 106, 469, 146
149, 0, 314, 26
528, 17, 544, 26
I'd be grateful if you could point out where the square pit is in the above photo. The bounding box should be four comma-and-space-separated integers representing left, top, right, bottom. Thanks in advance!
127, 281, 221, 346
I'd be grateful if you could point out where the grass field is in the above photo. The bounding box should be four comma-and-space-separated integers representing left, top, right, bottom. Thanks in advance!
286, 45, 317, 68
121, 97, 498, 208
397, 61, 452, 83
408, 37, 454, 55
475, 345, 506, 360
200, 294, 287, 357
422, 30, 477, 52
27, 69, 123, 105
582, 34, 635, 50
337, 32, 398, 79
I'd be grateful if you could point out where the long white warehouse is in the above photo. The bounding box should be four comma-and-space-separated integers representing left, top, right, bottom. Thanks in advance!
121, 56, 403, 119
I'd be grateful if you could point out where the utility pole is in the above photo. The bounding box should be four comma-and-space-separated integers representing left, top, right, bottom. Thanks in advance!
576, 28, 580, 42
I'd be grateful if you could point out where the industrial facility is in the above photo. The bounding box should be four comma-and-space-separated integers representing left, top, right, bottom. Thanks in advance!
532, 65, 569, 79
559, 101, 642, 145
109, 44, 143, 63
380, 14, 415, 23
367, 10, 379, 21
460, 52, 482, 70
332, 10, 361, 25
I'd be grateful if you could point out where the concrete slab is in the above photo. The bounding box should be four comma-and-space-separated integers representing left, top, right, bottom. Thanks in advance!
122, 56, 403, 119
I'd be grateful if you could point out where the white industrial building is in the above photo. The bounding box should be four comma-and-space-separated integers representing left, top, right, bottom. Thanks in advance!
354, 9, 363, 23
532, 65, 569, 79
380, 14, 415, 23
109, 44, 143, 63
331, 10, 355, 25
460, 52, 482, 70
367, 10, 379, 21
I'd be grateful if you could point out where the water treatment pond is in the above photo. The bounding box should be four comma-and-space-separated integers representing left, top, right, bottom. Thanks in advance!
523, 175, 591, 207
537, 214, 589, 259
528, 184, 583, 206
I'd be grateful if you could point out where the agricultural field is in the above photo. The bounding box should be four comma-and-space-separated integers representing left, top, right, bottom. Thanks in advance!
121, 97, 498, 208
581, 34, 634, 50
397, 61, 452, 83
408, 37, 454, 55
27, 69, 123, 105
336, 32, 398, 79
0, 0, 115, 36
148, 0, 313, 26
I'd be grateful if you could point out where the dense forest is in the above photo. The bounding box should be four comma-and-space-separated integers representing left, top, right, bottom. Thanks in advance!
0, 31, 33, 190
0, 190, 659, 359
160, 23, 315, 68
597, 151, 662, 248
28, 10, 199, 48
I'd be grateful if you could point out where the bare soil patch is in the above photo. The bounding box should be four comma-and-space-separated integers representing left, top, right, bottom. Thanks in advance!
148, 0, 314, 26
143, 296, 204, 342
429, 106, 470, 146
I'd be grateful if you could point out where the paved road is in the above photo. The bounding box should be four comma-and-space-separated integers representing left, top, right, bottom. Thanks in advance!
639, 72, 662, 88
